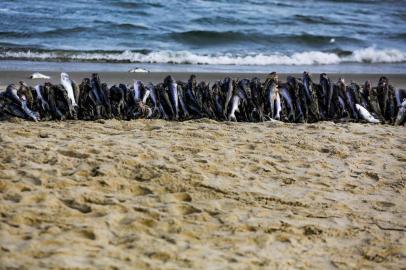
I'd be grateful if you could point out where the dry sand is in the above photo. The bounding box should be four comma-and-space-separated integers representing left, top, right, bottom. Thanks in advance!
0, 118, 405, 269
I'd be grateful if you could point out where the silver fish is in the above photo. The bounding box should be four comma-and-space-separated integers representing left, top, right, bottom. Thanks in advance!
6, 84, 21, 105
302, 72, 312, 101
61, 72, 78, 107
280, 86, 294, 119
30, 72, 51, 79
133, 80, 143, 102
128, 67, 150, 73
142, 87, 150, 104
34, 85, 50, 111
146, 83, 158, 107
228, 95, 240, 121
275, 91, 281, 120
223, 77, 233, 117
395, 98, 406, 125
267, 81, 280, 119
166, 77, 179, 119
20, 95, 39, 121
356, 104, 380, 123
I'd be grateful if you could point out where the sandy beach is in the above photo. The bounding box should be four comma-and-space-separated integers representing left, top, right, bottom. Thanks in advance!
0, 115, 405, 269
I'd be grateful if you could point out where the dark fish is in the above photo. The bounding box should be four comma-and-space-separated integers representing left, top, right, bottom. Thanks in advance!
265, 74, 280, 120
20, 95, 39, 121
302, 71, 313, 101
157, 82, 174, 120
395, 89, 406, 107
6, 84, 22, 105
90, 73, 103, 105
146, 83, 158, 107
287, 76, 304, 122
320, 73, 333, 118
250, 77, 265, 122
345, 83, 359, 120
222, 77, 234, 118
280, 85, 295, 122
377, 76, 389, 115
34, 85, 51, 116
133, 80, 143, 102
177, 82, 190, 119
212, 81, 224, 120
337, 95, 347, 117
109, 85, 125, 118
164, 75, 179, 119
395, 98, 406, 125
101, 83, 112, 118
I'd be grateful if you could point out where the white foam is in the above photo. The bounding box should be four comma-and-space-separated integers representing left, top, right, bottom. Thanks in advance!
347, 47, 406, 63
1, 47, 405, 66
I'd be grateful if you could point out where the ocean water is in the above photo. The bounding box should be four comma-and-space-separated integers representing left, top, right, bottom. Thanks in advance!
0, 0, 406, 72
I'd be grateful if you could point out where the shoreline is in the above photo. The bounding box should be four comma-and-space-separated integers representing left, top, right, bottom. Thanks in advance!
1, 70, 406, 89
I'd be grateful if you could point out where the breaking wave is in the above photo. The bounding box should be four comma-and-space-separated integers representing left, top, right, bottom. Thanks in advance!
0, 47, 405, 66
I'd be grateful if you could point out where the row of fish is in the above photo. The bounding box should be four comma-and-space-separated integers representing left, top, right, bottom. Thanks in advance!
0, 72, 405, 126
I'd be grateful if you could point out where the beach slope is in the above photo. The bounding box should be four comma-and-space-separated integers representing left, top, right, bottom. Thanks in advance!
0, 119, 405, 269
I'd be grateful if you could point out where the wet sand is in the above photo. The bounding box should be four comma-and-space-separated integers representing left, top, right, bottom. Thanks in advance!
0, 118, 405, 269
0, 71, 406, 89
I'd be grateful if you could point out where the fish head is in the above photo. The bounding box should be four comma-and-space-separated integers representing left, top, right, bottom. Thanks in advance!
212, 81, 221, 95
320, 73, 329, 83
303, 71, 312, 84
164, 75, 175, 86
250, 78, 262, 99
238, 79, 251, 98
188, 74, 197, 88
287, 76, 298, 90
61, 72, 69, 81
363, 80, 371, 93
134, 80, 143, 89
303, 71, 311, 78
7, 84, 18, 94
378, 76, 388, 88
268, 72, 278, 81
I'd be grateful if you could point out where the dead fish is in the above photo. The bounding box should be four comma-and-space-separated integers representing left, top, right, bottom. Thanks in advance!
164, 75, 179, 119
356, 104, 380, 123
34, 85, 50, 112
395, 98, 406, 126
222, 77, 233, 118
61, 72, 78, 107
266, 79, 281, 120
142, 86, 150, 104
280, 85, 295, 122
302, 71, 313, 101
29, 72, 51, 79
133, 80, 143, 102
20, 95, 39, 121
128, 67, 150, 73
228, 95, 240, 121
320, 73, 333, 117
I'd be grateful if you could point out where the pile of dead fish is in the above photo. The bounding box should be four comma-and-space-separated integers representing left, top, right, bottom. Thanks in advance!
0, 72, 405, 126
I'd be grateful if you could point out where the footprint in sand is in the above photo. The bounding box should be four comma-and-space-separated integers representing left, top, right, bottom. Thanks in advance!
129, 184, 153, 196
58, 150, 90, 159
173, 193, 192, 202
169, 203, 202, 216
61, 199, 92, 213
75, 229, 96, 240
